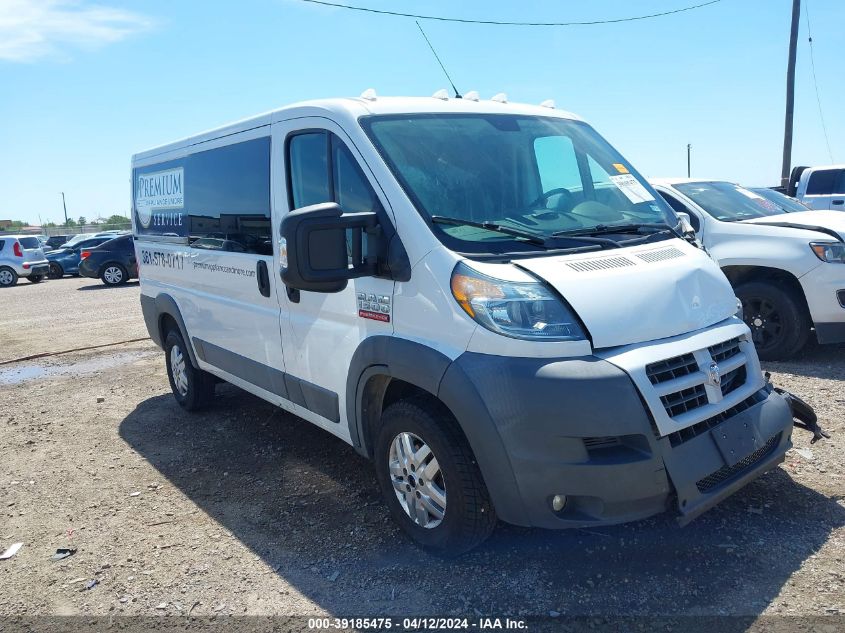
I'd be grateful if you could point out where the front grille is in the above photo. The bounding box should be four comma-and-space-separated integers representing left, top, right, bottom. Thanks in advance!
667, 390, 767, 447
709, 337, 742, 363
696, 433, 781, 493
720, 365, 746, 397
644, 336, 751, 426
660, 385, 708, 417
646, 353, 698, 385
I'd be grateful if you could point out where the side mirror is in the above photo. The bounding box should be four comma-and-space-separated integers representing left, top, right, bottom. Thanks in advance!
676, 212, 696, 237
280, 202, 379, 293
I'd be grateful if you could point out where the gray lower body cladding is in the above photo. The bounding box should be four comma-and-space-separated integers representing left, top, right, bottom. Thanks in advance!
440, 352, 794, 529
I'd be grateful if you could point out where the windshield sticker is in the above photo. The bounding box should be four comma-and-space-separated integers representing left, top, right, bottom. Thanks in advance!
612, 163, 630, 174
609, 174, 654, 204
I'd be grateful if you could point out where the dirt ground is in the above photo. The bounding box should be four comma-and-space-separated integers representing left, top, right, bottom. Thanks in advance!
1, 276, 844, 627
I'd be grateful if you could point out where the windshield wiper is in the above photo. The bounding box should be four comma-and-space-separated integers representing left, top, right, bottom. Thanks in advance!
431, 216, 621, 249
431, 216, 547, 245
553, 222, 679, 237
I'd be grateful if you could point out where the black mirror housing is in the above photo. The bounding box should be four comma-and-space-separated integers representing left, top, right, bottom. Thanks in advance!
280, 202, 379, 293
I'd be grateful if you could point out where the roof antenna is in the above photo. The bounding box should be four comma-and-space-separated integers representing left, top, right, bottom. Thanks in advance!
415, 20, 461, 98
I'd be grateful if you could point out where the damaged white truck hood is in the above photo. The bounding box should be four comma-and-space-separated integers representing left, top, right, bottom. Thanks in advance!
516, 239, 737, 349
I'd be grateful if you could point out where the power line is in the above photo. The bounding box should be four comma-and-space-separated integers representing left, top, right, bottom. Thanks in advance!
297, 0, 725, 27
803, 0, 834, 163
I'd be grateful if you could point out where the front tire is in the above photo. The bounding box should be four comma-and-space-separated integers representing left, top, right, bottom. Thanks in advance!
48, 263, 63, 279
101, 263, 128, 286
736, 281, 809, 361
164, 329, 215, 411
374, 396, 496, 556
0, 267, 18, 287
27, 275, 44, 283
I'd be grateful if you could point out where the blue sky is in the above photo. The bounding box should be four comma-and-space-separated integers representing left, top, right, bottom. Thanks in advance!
1, 0, 842, 224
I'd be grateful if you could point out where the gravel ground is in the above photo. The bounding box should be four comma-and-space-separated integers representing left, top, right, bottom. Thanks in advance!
0, 277, 843, 626
0, 276, 147, 363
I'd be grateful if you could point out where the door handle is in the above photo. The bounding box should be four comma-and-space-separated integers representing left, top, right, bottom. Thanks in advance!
832, 199, 844, 206
256, 260, 271, 297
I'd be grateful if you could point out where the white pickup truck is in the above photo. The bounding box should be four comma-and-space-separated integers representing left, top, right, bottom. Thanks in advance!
789, 165, 845, 211
651, 179, 845, 360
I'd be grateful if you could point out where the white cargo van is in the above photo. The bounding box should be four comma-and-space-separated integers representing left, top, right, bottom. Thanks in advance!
134, 94, 794, 553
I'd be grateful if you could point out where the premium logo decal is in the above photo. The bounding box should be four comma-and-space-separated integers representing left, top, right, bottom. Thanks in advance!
358, 293, 391, 322
135, 167, 184, 229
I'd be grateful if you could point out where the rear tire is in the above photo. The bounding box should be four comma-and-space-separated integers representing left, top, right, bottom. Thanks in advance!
374, 396, 496, 556
0, 267, 18, 287
101, 263, 128, 286
164, 329, 215, 411
736, 281, 809, 361
48, 263, 63, 279
27, 275, 44, 283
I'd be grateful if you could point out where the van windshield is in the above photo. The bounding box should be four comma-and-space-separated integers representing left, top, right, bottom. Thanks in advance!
361, 114, 675, 254
673, 182, 787, 222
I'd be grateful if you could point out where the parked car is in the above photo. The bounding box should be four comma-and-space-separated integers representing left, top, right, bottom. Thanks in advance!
135, 96, 797, 554
42, 235, 72, 251
750, 188, 811, 213
788, 165, 845, 210
0, 235, 49, 287
650, 178, 845, 360
46, 236, 115, 278
77, 235, 138, 285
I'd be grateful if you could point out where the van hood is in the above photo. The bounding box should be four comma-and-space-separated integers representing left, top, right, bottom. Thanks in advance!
743, 210, 845, 240
516, 239, 738, 349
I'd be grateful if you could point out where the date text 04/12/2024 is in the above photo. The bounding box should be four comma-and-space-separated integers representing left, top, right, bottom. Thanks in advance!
307, 617, 528, 630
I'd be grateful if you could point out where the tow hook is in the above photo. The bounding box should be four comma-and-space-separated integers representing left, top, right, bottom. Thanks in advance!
766, 372, 830, 443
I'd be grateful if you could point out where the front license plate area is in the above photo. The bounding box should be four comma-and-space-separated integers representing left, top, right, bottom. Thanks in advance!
711, 413, 763, 467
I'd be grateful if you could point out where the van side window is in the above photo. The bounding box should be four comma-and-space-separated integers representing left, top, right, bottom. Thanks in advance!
806, 169, 841, 195
288, 132, 331, 209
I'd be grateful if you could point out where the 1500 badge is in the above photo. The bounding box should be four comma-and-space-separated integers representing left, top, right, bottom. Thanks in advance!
358, 292, 391, 322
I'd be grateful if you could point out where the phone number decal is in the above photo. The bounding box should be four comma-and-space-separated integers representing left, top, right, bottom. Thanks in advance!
140, 249, 184, 270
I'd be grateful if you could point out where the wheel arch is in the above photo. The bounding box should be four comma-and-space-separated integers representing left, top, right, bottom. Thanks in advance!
347, 336, 527, 524
722, 265, 813, 324
140, 293, 199, 366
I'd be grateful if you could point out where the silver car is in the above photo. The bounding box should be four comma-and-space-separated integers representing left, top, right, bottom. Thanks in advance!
0, 235, 50, 287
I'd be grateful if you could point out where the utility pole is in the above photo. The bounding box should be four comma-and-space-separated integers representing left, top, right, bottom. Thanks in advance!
687, 144, 692, 178
781, 0, 801, 189
60, 192, 68, 226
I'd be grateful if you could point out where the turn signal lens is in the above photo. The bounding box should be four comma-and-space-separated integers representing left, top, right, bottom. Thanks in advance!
810, 242, 845, 263
80, 250, 91, 260
449, 262, 586, 341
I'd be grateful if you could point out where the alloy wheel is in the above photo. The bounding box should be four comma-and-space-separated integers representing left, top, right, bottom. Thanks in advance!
388, 432, 446, 528
104, 266, 124, 284
0, 270, 13, 286
169, 345, 189, 396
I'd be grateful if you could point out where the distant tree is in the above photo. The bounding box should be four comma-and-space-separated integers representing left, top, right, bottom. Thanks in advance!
8, 220, 25, 228
64, 218, 77, 227
105, 214, 131, 227
77, 216, 87, 226
44, 221, 57, 228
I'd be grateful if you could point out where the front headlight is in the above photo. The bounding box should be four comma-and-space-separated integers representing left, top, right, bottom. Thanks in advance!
450, 262, 586, 341
810, 242, 845, 263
